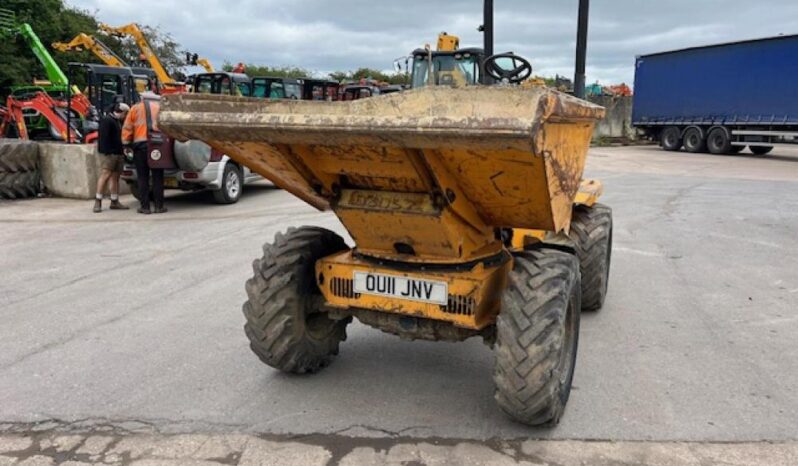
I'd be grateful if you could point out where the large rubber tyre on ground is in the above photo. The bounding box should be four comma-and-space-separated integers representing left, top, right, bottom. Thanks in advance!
683, 127, 707, 153
707, 127, 733, 155
243, 226, 351, 374
569, 203, 613, 311
0, 141, 40, 199
660, 126, 682, 151
494, 248, 581, 426
750, 146, 773, 155
0, 171, 40, 199
0, 140, 39, 172
213, 163, 243, 204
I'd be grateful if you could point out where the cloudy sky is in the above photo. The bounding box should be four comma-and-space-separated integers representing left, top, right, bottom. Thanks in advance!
67, 0, 798, 85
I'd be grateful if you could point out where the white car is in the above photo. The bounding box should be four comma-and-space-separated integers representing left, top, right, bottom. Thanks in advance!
121, 141, 261, 204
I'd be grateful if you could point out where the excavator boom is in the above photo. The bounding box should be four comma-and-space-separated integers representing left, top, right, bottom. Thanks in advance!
0, 9, 69, 89
52, 33, 128, 67
99, 22, 174, 85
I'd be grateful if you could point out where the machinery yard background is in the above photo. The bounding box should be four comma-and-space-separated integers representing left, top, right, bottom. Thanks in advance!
2, 146, 798, 464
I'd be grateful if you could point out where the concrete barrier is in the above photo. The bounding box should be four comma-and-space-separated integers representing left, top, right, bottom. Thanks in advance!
588, 95, 636, 142
38, 143, 130, 199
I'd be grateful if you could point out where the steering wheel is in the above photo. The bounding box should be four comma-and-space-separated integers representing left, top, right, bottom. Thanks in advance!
483, 53, 533, 84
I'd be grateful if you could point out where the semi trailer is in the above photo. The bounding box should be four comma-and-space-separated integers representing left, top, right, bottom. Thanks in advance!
633, 34, 798, 155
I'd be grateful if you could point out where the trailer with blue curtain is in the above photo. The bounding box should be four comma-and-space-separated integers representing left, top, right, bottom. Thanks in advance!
633, 34, 798, 155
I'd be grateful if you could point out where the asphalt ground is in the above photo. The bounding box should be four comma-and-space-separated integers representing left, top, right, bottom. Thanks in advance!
1, 145, 797, 464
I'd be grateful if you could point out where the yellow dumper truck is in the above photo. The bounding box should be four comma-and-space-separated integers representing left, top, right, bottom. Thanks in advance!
158, 1, 610, 426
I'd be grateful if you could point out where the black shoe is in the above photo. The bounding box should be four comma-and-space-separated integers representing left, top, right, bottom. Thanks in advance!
154, 206, 168, 214
137, 207, 152, 215
110, 200, 130, 210
93, 199, 102, 213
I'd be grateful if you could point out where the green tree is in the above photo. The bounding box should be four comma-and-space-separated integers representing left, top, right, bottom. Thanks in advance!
0, 0, 99, 95
329, 67, 406, 84
0, 0, 186, 96
221, 62, 312, 79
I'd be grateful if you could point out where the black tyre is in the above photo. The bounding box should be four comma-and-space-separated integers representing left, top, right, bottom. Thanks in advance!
0, 171, 40, 199
682, 127, 707, 153
494, 248, 581, 426
660, 126, 682, 151
750, 146, 773, 155
569, 203, 612, 311
243, 226, 351, 374
213, 163, 242, 204
0, 140, 39, 172
707, 127, 733, 155
729, 145, 744, 154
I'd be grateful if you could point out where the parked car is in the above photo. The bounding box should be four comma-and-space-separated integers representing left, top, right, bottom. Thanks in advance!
121, 135, 261, 204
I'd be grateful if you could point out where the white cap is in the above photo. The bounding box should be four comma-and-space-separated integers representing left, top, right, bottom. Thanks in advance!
140, 91, 162, 100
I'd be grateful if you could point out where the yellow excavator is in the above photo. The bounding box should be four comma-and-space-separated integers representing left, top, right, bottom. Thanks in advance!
52, 33, 128, 68
99, 22, 185, 93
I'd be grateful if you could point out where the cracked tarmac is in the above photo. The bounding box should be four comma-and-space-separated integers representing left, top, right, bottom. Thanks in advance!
2, 146, 798, 464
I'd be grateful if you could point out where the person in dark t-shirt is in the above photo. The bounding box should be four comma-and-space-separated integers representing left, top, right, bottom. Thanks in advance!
93, 102, 130, 213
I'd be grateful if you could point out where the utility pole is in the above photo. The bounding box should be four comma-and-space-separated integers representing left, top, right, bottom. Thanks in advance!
481, 0, 494, 84
574, 0, 590, 98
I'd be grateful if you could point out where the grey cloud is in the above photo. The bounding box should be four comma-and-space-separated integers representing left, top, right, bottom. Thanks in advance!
69, 0, 798, 84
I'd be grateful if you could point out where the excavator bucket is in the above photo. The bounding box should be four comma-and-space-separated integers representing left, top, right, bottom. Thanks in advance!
159, 86, 604, 264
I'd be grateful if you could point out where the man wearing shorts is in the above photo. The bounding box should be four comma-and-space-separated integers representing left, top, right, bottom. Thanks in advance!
93, 102, 130, 213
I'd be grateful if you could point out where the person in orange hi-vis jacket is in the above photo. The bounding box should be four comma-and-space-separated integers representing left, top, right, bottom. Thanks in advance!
122, 92, 166, 214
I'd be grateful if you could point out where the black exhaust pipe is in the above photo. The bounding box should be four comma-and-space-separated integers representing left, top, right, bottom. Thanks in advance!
482, 0, 494, 84
574, 0, 590, 98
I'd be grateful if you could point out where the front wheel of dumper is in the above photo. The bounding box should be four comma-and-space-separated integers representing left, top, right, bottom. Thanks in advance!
569, 203, 613, 311
243, 227, 351, 374
494, 249, 581, 426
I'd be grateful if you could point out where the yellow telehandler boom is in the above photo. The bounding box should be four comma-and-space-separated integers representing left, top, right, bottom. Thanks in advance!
52, 33, 128, 68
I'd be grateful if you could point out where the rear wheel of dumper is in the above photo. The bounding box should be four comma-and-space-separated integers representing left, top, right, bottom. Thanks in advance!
494, 249, 581, 426
660, 127, 682, 151
683, 127, 707, 153
243, 226, 351, 374
569, 203, 612, 311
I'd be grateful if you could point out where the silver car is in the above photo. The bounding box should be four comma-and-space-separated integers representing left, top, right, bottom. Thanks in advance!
121, 141, 261, 204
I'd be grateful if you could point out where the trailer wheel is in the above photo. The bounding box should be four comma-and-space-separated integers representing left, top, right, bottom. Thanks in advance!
243, 226, 351, 374
750, 146, 773, 155
660, 127, 682, 151
494, 248, 581, 426
683, 127, 707, 153
707, 127, 733, 155
569, 203, 612, 311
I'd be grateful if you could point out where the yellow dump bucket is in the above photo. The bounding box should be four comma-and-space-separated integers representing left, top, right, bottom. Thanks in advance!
160, 87, 604, 262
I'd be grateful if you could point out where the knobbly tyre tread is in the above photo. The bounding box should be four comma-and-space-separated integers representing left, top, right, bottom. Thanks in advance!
243, 226, 350, 374
494, 248, 581, 426
0, 171, 40, 199
0, 140, 39, 173
568, 203, 613, 311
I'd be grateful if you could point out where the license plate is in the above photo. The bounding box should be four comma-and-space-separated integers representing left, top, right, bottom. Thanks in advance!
164, 178, 179, 188
353, 271, 448, 305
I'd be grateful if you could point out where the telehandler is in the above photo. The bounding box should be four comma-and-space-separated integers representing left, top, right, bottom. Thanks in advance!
159, 0, 610, 426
